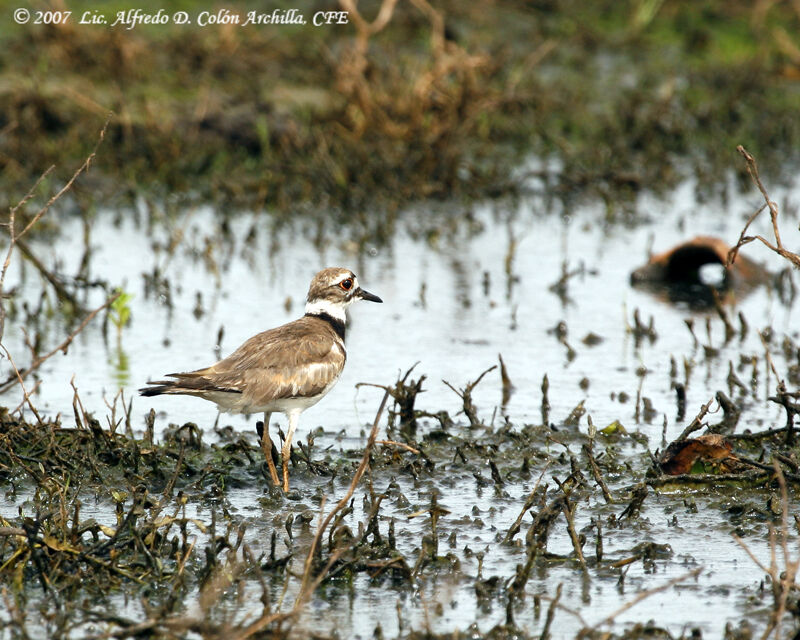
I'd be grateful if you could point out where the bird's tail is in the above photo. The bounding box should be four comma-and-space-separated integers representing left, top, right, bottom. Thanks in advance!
139, 372, 240, 398
139, 379, 183, 397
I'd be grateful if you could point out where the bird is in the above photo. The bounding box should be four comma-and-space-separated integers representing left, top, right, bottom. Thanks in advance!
139, 267, 382, 491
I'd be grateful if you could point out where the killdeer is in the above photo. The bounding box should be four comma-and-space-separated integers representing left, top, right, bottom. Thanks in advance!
140, 267, 382, 491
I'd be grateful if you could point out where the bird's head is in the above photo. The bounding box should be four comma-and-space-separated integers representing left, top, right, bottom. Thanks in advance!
305, 267, 382, 321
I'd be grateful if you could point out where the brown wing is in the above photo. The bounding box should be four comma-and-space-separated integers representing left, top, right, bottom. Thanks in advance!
163, 316, 346, 407
211, 316, 340, 373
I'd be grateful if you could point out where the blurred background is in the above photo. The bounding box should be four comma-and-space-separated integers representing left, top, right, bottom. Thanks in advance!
2, 0, 799, 213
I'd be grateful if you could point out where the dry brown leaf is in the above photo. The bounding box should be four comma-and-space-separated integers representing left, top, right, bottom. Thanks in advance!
659, 434, 734, 475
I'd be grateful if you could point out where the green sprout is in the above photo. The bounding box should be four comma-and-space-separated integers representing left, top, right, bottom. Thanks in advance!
109, 289, 133, 340
109, 289, 133, 386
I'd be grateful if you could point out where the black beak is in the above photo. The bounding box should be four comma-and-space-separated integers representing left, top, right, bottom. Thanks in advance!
356, 287, 382, 303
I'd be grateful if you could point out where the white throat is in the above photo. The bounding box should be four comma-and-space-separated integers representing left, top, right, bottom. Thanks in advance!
305, 298, 347, 323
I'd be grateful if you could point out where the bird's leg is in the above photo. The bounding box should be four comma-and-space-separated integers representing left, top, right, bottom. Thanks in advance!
282, 410, 300, 492
259, 412, 280, 486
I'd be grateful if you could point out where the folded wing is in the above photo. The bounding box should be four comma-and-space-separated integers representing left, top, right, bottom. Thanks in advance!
140, 317, 346, 412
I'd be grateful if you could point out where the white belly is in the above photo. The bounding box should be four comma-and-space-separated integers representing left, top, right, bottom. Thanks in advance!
206, 375, 341, 417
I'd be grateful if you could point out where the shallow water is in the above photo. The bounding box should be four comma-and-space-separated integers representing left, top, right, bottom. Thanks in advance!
1, 172, 799, 637
7, 178, 797, 439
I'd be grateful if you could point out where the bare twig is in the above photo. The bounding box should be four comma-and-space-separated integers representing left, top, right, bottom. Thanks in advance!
18, 115, 111, 242
286, 389, 390, 629
443, 365, 497, 427
562, 494, 588, 573
539, 583, 562, 640
227, 391, 392, 640
733, 461, 799, 640
582, 443, 613, 503
14, 237, 81, 311
0, 344, 44, 426
0, 291, 121, 394
676, 397, 717, 441
727, 146, 800, 270
0, 114, 112, 340
504, 462, 550, 543
0, 167, 55, 308
377, 439, 420, 454
585, 567, 703, 631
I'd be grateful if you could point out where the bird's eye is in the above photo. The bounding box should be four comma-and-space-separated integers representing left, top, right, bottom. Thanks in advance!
339, 278, 353, 291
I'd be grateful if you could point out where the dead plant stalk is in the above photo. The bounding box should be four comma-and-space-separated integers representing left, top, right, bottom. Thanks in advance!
0, 115, 113, 410
586, 566, 703, 632
733, 461, 799, 640
0, 114, 111, 341
0, 291, 121, 395
727, 145, 800, 270
231, 389, 390, 640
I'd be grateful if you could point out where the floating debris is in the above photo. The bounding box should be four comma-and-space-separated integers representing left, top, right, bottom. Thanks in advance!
630, 236, 771, 306
659, 433, 735, 475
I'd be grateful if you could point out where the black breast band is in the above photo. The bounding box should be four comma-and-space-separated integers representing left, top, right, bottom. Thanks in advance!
306, 312, 346, 340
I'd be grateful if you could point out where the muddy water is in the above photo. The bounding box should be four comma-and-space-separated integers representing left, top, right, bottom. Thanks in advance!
1, 173, 798, 637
